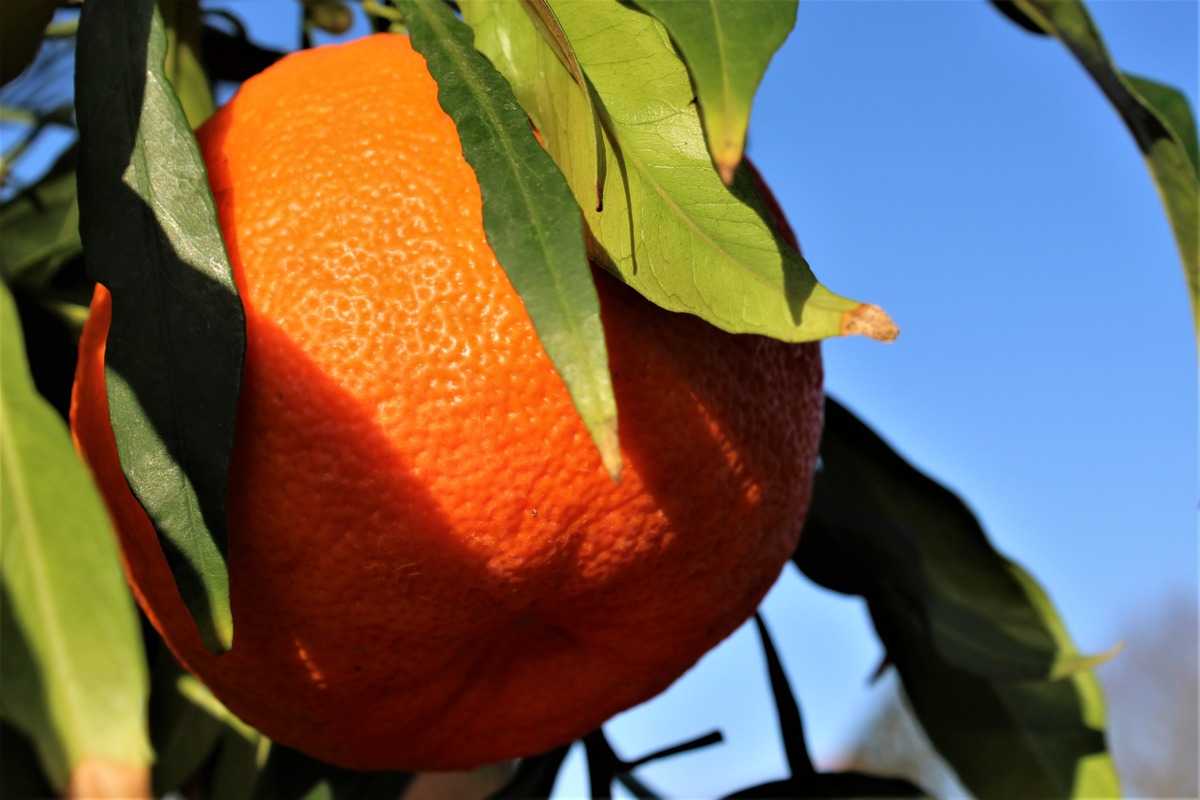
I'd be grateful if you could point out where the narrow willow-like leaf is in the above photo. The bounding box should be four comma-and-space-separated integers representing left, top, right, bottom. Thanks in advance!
0, 164, 80, 288
1123, 74, 1199, 179
517, 0, 607, 211
396, 0, 621, 478
151, 666, 225, 794
794, 397, 1121, 799
489, 746, 571, 799
461, 0, 895, 343
997, 0, 1200, 335
76, 0, 244, 652
720, 616, 920, 799
0, 283, 151, 793
159, 0, 215, 127
630, 0, 796, 184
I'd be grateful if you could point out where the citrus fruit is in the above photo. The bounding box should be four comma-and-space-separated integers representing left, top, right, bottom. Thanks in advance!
70, 33, 823, 770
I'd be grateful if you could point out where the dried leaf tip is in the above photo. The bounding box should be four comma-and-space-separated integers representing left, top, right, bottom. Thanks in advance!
68, 760, 151, 799
716, 151, 740, 185
840, 303, 899, 342
595, 422, 623, 483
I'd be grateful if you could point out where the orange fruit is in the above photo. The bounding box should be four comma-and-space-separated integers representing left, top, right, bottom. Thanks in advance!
71, 34, 823, 769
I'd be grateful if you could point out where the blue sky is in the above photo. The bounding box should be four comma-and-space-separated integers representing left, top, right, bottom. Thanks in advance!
563, 1, 1198, 795
8, 1, 1195, 796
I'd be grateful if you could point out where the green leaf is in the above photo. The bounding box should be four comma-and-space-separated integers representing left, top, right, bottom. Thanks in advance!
167, 672, 271, 800
516, 0, 606, 211
0, 723, 54, 798
461, 0, 895, 343
717, 616, 921, 799
252, 740, 413, 800
159, 0, 215, 127
76, 0, 245, 652
794, 397, 1121, 799
0, 282, 151, 793
0, 0, 57, 86
0, 161, 81, 288
150, 664, 225, 794
1124, 73, 1200, 179
998, 0, 1200, 336
490, 747, 571, 799
303, 0, 355, 36
211, 726, 272, 800
394, 0, 622, 478
628, 0, 796, 184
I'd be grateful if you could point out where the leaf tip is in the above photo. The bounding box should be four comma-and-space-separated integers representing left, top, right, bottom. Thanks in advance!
68, 759, 151, 799
840, 303, 899, 342
592, 419, 623, 482
717, 153, 740, 186
1052, 640, 1126, 679
197, 608, 234, 655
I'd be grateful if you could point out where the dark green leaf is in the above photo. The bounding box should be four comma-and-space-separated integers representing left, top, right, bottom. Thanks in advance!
201, 23, 285, 84
989, 0, 1045, 36
75, 0, 245, 652
0, 165, 81, 288
252, 741, 412, 800
725, 616, 923, 799
0, 723, 55, 799
303, 0, 355, 36
794, 397, 1121, 799
623, 729, 723, 771
725, 773, 922, 800
461, 0, 897, 343
1124, 73, 1199, 179
159, 0, 215, 127
629, 0, 796, 183
489, 746, 571, 799
0, 0, 57, 86
212, 726, 272, 800
166, 673, 270, 800
753, 614, 814, 777
0, 282, 151, 792
997, 0, 1200, 335
150, 662, 225, 794
582, 729, 661, 800
395, 0, 621, 477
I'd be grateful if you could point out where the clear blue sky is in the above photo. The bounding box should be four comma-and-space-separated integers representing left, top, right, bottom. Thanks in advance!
11, 1, 1195, 796
563, 1, 1199, 795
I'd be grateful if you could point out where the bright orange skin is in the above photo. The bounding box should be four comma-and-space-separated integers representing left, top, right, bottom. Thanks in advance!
71, 34, 823, 769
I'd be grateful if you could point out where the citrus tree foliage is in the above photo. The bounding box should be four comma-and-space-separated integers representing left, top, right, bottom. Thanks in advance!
2, 0, 1195, 797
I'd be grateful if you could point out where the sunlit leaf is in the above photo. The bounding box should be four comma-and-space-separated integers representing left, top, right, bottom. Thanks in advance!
629, 0, 796, 183
395, 0, 621, 478
794, 397, 1121, 799
517, 0, 606, 210
995, 0, 1200, 336
76, 0, 245, 652
0, 283, 151, 793
461, 0, 895, 343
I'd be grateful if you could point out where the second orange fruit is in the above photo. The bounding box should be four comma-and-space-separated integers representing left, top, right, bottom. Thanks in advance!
71, 34, 823, 769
